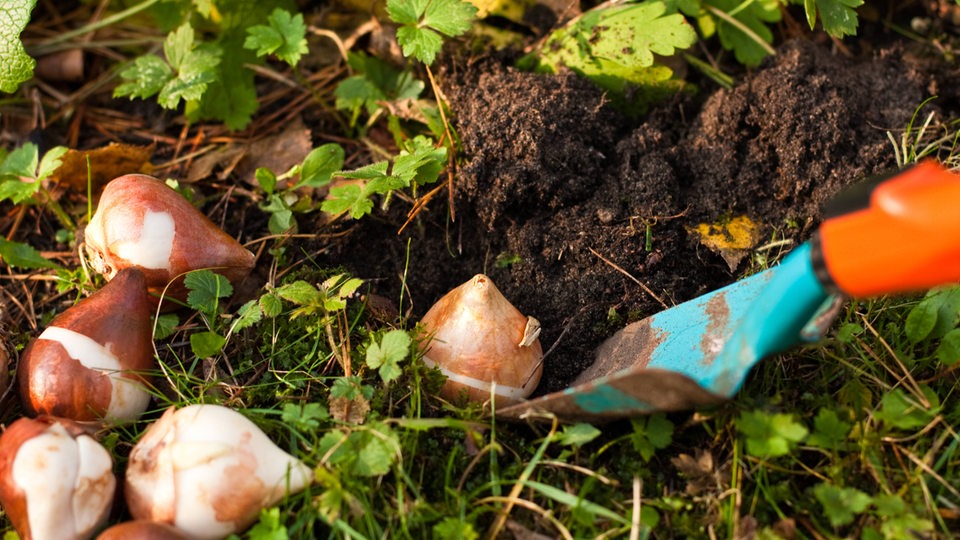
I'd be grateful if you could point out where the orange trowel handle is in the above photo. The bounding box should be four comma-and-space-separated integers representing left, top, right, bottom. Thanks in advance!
814, 160, 960, 298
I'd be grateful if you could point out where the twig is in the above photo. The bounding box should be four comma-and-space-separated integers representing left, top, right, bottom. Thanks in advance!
588, 247, 669, 309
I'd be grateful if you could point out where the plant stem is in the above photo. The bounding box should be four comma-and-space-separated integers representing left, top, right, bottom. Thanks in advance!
33, 0, 163, 51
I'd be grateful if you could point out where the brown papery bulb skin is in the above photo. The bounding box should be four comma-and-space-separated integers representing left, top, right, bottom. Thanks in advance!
420, 274, 543, 407
19, 267, 155, 423
0, 416, 116, 540
84, 174, 255, 306
96, 521, 189, 540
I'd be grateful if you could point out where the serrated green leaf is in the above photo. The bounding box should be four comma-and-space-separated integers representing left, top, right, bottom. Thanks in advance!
421, 0, 478, 36
937, 328, 960, 366
184, 270, 234, 314
815, 0, 863, 38
153, 313, 180, 340
259, 293, 283, 317
281, 401, 329, 431
806, 408, 851, 449
339, 161, 390, 180
334, 52, 424, 117
708, 0, 780, 66
190, 330, 226, 358
274, 280, 321, 306
165, 23, 196, 71
0, 0, 37, 94
0, 238, 61, 269
556, 423, 601, 447
158, 46, 221, 109
299, 144, 344, 187
244, 9, 307, 66
0, 179, 39, 204
233, 299, 263, 331
366, 330, 411, 383
186, 37, 258, 130
331, 376, 364, 400
322, 184, 374, 218
386, 0, 426, 26
533, 1, 695, 112
738, 410, 808, 458
396, 26, 444, 65
36, 146, 67, 181
0, 142, 38, 178
115, 55, 175, 101
629, 413, 674, 461
812, 483, 872, 527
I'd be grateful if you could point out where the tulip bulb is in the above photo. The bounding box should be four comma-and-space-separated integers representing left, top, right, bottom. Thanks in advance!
420, 274, 543, 406
19, 267, 155, 423
84, 174, 255, 305
0, 416, 116, 540
125, 404, 313, 540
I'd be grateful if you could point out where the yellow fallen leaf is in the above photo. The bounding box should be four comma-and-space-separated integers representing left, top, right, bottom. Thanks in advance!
687, 215, 761, 271
51, 142, 154, 193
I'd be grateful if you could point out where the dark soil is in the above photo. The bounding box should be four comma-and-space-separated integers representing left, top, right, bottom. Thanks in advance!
321, 38, 959, 396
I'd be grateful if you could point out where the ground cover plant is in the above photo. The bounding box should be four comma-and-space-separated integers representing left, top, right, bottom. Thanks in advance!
1, 0, 960, 538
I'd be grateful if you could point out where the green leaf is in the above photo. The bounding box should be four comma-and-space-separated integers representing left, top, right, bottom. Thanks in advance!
259, 292, 283, 317
707, 0, 781, 66
532, 1, 696, 112
629, 413, 674, 461
433, 518, 478, 540
737, 410, 808, 458
387, 0, 477, 63
320, 422, 399, 477
244, 9, 308, 66
0, 238, 61, 269
556, 423, 601, 447
875, 387, 940, 431
524, 481, 630, 525
0, 142, 38, 178
331, 376, 364, 400
338, 161, 390, 180
233, 299, 263, 331
247, 507, 288, 540
115, 55, 175, 101
322, 183, 374, 218
0, 179, 40, 204
165, 23, 196, 70
812, 0, 863, 38
281, 402, 329, 431
298, 144, 345, 187
36, 146, 67, 181
153, 313, 180, 340
806, 408, 851, 449
812, 483, 872, 527
186, 34, 258, 130
0, 0, 37, 94
366, 330, 411, 383
184, 270, 234, 314
256, 167, 278, 195
190, 330, 226, 358
158, 45, 221, 109
274, 280, 321, 306
334, 52, 424, 117
905, 297, 939, 342
937, 328, 960, 366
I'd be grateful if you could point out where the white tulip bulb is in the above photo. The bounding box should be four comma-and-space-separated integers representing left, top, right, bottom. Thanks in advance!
125, 405, 313, 540
0, 417, 116, 540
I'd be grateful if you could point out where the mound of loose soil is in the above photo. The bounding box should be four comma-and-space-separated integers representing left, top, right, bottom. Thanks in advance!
322, 38, 959, 395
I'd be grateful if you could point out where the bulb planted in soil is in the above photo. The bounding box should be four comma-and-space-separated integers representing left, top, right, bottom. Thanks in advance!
19, 267, 155, 423
0, 416, 116, 540
420, 274, 544, 407
84, 174, 256, 306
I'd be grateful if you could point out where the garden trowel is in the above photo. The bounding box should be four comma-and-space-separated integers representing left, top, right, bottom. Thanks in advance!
497, 160, 960, 423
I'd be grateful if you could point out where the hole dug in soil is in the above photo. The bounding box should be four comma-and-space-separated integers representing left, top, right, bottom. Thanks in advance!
325, 39, 960, 398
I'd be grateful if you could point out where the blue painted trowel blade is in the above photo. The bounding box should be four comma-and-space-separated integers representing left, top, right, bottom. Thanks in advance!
498, 243, 832, 423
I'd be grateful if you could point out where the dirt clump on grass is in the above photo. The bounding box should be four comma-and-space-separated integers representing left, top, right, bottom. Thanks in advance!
326, 39, 955, 396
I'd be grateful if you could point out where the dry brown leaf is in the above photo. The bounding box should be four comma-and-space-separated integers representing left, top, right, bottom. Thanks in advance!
687, 215, 761, 272
233, 116, 313, 189
51, 142, 155, 193
330, 394, 370, 424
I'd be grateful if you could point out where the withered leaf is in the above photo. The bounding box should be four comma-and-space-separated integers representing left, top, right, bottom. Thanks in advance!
51, 142, 155, 193
687, 215, 761, 272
